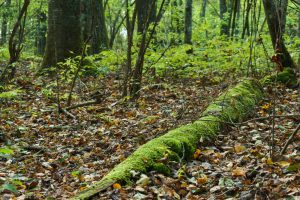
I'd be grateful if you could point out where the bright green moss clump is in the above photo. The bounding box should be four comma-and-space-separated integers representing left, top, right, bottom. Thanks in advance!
261, 68, 297, 86
72, 79, 264, 200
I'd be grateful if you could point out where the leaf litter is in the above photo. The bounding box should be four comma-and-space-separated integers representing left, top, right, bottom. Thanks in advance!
0, 65, 299, 199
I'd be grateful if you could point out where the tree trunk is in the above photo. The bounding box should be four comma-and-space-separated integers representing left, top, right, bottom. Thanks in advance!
42, 0, 82, 68
184, 0, 193, 44
230, 0, 239, 37
262, 0, 294, 68
200, 0, 207, 18
0, 0, 11, 45
35, 11, 47, 55
0, 0, 30, 84
130, 0, 166, 100
122, 0, 137, 97
81, 0, 108, 54
220, 0, 229, 36
136, 0, 156, 34
297, 12, 300, 38
242, 0, 251, 39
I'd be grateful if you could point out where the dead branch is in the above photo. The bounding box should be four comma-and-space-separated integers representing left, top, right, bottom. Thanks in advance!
66, 100, 98, 111
280, 123, 300, 155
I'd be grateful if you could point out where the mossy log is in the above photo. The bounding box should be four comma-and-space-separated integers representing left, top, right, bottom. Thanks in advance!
72, 70, 295, 200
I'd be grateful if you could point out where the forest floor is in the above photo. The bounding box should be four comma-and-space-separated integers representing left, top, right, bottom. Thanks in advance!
0, 61, 299, 199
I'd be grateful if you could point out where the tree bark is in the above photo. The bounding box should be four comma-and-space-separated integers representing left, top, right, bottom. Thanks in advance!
136, 0, 156, 34
262, 0, 295, 68
184, 0, 193, 44
35, 11, 47, 55
242, 0, 251, 39
220, 0, 229, 36
129, 0, 166, 100
81, 0, 108, 54
42, 0, 82, 68
200, 0, 207, 18
0, 0, 11, 45
298, 12, 300, 38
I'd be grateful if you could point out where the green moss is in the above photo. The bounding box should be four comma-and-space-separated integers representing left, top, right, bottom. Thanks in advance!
261, 69, 297, 86
151, 163, 172, 175
203, 79, 262, 122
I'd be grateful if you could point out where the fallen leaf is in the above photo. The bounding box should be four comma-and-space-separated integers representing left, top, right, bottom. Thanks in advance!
276, 161, 290, 168
136, 174, 150, 186
197, 175, 208, 185
232, 167, 246, 177
193, 149, 201, 159
234, 144, 246, 153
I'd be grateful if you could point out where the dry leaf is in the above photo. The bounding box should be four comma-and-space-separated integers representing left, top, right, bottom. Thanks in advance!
232, 167, 246, 177
197, 175, 208, 184
193, 149, 201, 159
234, 144, 246, 153
276, 161, 290, 168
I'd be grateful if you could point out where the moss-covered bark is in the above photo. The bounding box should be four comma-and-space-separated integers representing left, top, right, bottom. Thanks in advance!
71, 70, 296, 200
261, 68, 298, 86
71, 79, 263, 200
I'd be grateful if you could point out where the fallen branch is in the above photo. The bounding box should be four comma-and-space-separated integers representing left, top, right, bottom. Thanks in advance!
280, 123, 300, 155
71, 69, 297, 200
59, 108, 76, 119
71, 79, 264, 200
66, 100, 99, 111
43, 124, 86, 131
241, 114, 300, 124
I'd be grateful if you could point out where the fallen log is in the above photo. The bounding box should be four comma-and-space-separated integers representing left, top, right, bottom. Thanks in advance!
72, 70, 296, 200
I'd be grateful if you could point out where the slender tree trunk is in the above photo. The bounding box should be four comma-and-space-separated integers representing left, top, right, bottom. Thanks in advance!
184, 0, 192, 44
262, 0, 294, 68
82, 0, 108, 54
42, 0, 82, 68
220, 0, 229, 36
297, 12, 300, 38
130, 0, 166, 100
35, 11, 47, 55
230, 0, 239, 37
200, 0, 207, 18
0, 0, 30, 84
0, 0, 11, 45
242, 0, 251, 39
122, 0, 137, 97
108, 7, 125, 48
136, 0, 156, 34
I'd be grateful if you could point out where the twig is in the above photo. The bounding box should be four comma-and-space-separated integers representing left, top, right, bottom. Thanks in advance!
59, 108, 76, 119
241, 114, 300, 124
66, 100, 99, 111
197, 114, 300, 126
280, 123, 300, 155
43, 124, 85, 131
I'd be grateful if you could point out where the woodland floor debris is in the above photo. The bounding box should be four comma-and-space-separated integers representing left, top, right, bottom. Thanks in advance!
92, 83, 299, 200
0, 66, 222, 199
0, 65, 299, 199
